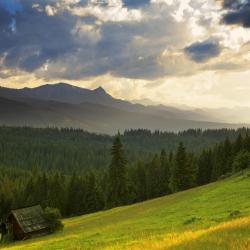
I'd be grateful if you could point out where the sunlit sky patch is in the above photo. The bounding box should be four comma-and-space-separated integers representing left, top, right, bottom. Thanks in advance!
0, 0, 250, 108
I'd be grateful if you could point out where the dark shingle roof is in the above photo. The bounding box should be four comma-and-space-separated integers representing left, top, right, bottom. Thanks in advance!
10, 205, 49, 233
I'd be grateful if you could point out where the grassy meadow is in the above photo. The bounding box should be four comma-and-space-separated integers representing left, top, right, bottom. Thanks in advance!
1, 171, 250, 250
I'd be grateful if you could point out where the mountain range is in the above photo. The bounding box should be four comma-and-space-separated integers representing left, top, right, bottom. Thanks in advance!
0, 83, 247, 134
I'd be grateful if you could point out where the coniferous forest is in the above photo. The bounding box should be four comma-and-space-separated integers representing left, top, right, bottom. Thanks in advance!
1, 126, 250, 219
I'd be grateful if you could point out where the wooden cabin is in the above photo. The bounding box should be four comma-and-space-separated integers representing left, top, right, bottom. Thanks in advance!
7, 205, 50, 240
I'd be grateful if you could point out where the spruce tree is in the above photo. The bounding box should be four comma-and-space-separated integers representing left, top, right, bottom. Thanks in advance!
134, 162, 147, 202
148, 155, 161, 198
197, 150, 213, 185
24, 178, 35, 206
243, 134, 250, 151
159, 149, 171, 195
223, 137, 232, 174
107, 134, 128, 207
171, 142, 194, 192
48, 173, 65, 214
35, 173, 48, 208
66, 173, 84, 216
85, 172, 103, 213
234, 134, 243, 155
211, 144, 224, 180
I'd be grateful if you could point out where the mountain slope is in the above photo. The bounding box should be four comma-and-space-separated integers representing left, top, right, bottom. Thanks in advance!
21, 83, 117, 106
0, 83, 247, 134
17, 83, 213, 121
0, 83, 212, 120
2, 171, 250, 250
0, 83, 135, 111
0, 96, 244, 134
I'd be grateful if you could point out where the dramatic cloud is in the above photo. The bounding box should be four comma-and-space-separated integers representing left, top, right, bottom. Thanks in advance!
0, 0, 193, 80
0, 0, 250, 110
184, 39, 222, 62
123, 0, 150, 8
0, 5, 77, 72
70, 0, 143, 22
0, 0, 248, 82
222, 0, 250, 28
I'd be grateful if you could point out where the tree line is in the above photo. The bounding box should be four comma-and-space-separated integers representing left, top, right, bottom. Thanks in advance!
1, 130, 250, 219
0, 126, 248, 174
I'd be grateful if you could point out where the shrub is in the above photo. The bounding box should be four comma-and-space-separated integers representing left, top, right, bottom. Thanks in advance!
183, 217, 201, 225
0, 232, 14, 244
44, 207, 64, 233
229, 210, 241, 218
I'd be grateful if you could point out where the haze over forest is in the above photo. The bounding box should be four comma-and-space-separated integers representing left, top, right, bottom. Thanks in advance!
0, 83, 249, 134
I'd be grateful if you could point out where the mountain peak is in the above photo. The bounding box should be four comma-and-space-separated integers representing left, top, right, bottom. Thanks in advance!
54, 82, 75, 88
94, 86, 106, 94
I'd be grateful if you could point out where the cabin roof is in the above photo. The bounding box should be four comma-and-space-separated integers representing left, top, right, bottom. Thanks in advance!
9, 205, 49, 233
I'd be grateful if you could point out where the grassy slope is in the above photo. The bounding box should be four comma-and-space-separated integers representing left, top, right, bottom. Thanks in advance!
1, 171, 250, 250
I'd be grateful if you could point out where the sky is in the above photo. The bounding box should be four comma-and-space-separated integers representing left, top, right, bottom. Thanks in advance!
0, 0, 250, 108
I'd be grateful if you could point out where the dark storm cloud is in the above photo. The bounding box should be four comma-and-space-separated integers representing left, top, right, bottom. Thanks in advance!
123, 0, 150, 8
45, 17, 175, 80
0, 0, 22, 14
43, 5, 191, 81
184, 39, 222, 63
222, 0, 250, 27
0, 6, 12, 29
0, 1, 79, 72
0, 0, 189, 80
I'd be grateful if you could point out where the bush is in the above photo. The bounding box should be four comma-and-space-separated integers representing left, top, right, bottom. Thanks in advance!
44, 207, 64, 233
183, 217, 201, 225
232, 150, 250, 172
229, 210, 241, 218
0, 232, 14, 244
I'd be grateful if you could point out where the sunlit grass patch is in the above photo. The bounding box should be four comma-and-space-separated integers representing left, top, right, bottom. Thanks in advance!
111, 215, 250, 250
1, 171, 250, 250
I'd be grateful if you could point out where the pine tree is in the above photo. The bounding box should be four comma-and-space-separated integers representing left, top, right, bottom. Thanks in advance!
171, 142, 194, 192
28, 173, 49, 208
159, 149, 171, 195
223, 137, 233, 174
85, 172, 103, 213
24, 178, 35, 206
66, 173, 84, 216
107, 134, 128, 207
48, 173, 65, 214
169, 151, 174, 163
197, 150, 213, 185
134, 162, 147, 202
234, 134, 243, 155
211, 144, 224, 180
243, 134, 250, 151
147, 155, 161, 198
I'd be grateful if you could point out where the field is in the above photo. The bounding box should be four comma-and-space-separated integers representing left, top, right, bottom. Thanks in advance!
1, 171, 250, 250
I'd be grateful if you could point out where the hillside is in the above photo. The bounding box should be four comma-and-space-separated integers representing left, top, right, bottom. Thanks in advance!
0, 126, 247, 172
0, 84, 246, 134
2, 171, 250, 250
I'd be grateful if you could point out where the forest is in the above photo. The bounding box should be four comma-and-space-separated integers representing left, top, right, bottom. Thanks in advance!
0, 126, 249, 173
0, 126, 250, 219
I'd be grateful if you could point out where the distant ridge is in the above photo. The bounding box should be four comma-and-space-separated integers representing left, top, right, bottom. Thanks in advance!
19, 83, 114, 105
0, 83, 247, 134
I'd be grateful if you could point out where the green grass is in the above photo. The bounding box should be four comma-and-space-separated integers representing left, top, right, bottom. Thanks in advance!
1, 171, 250, 250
